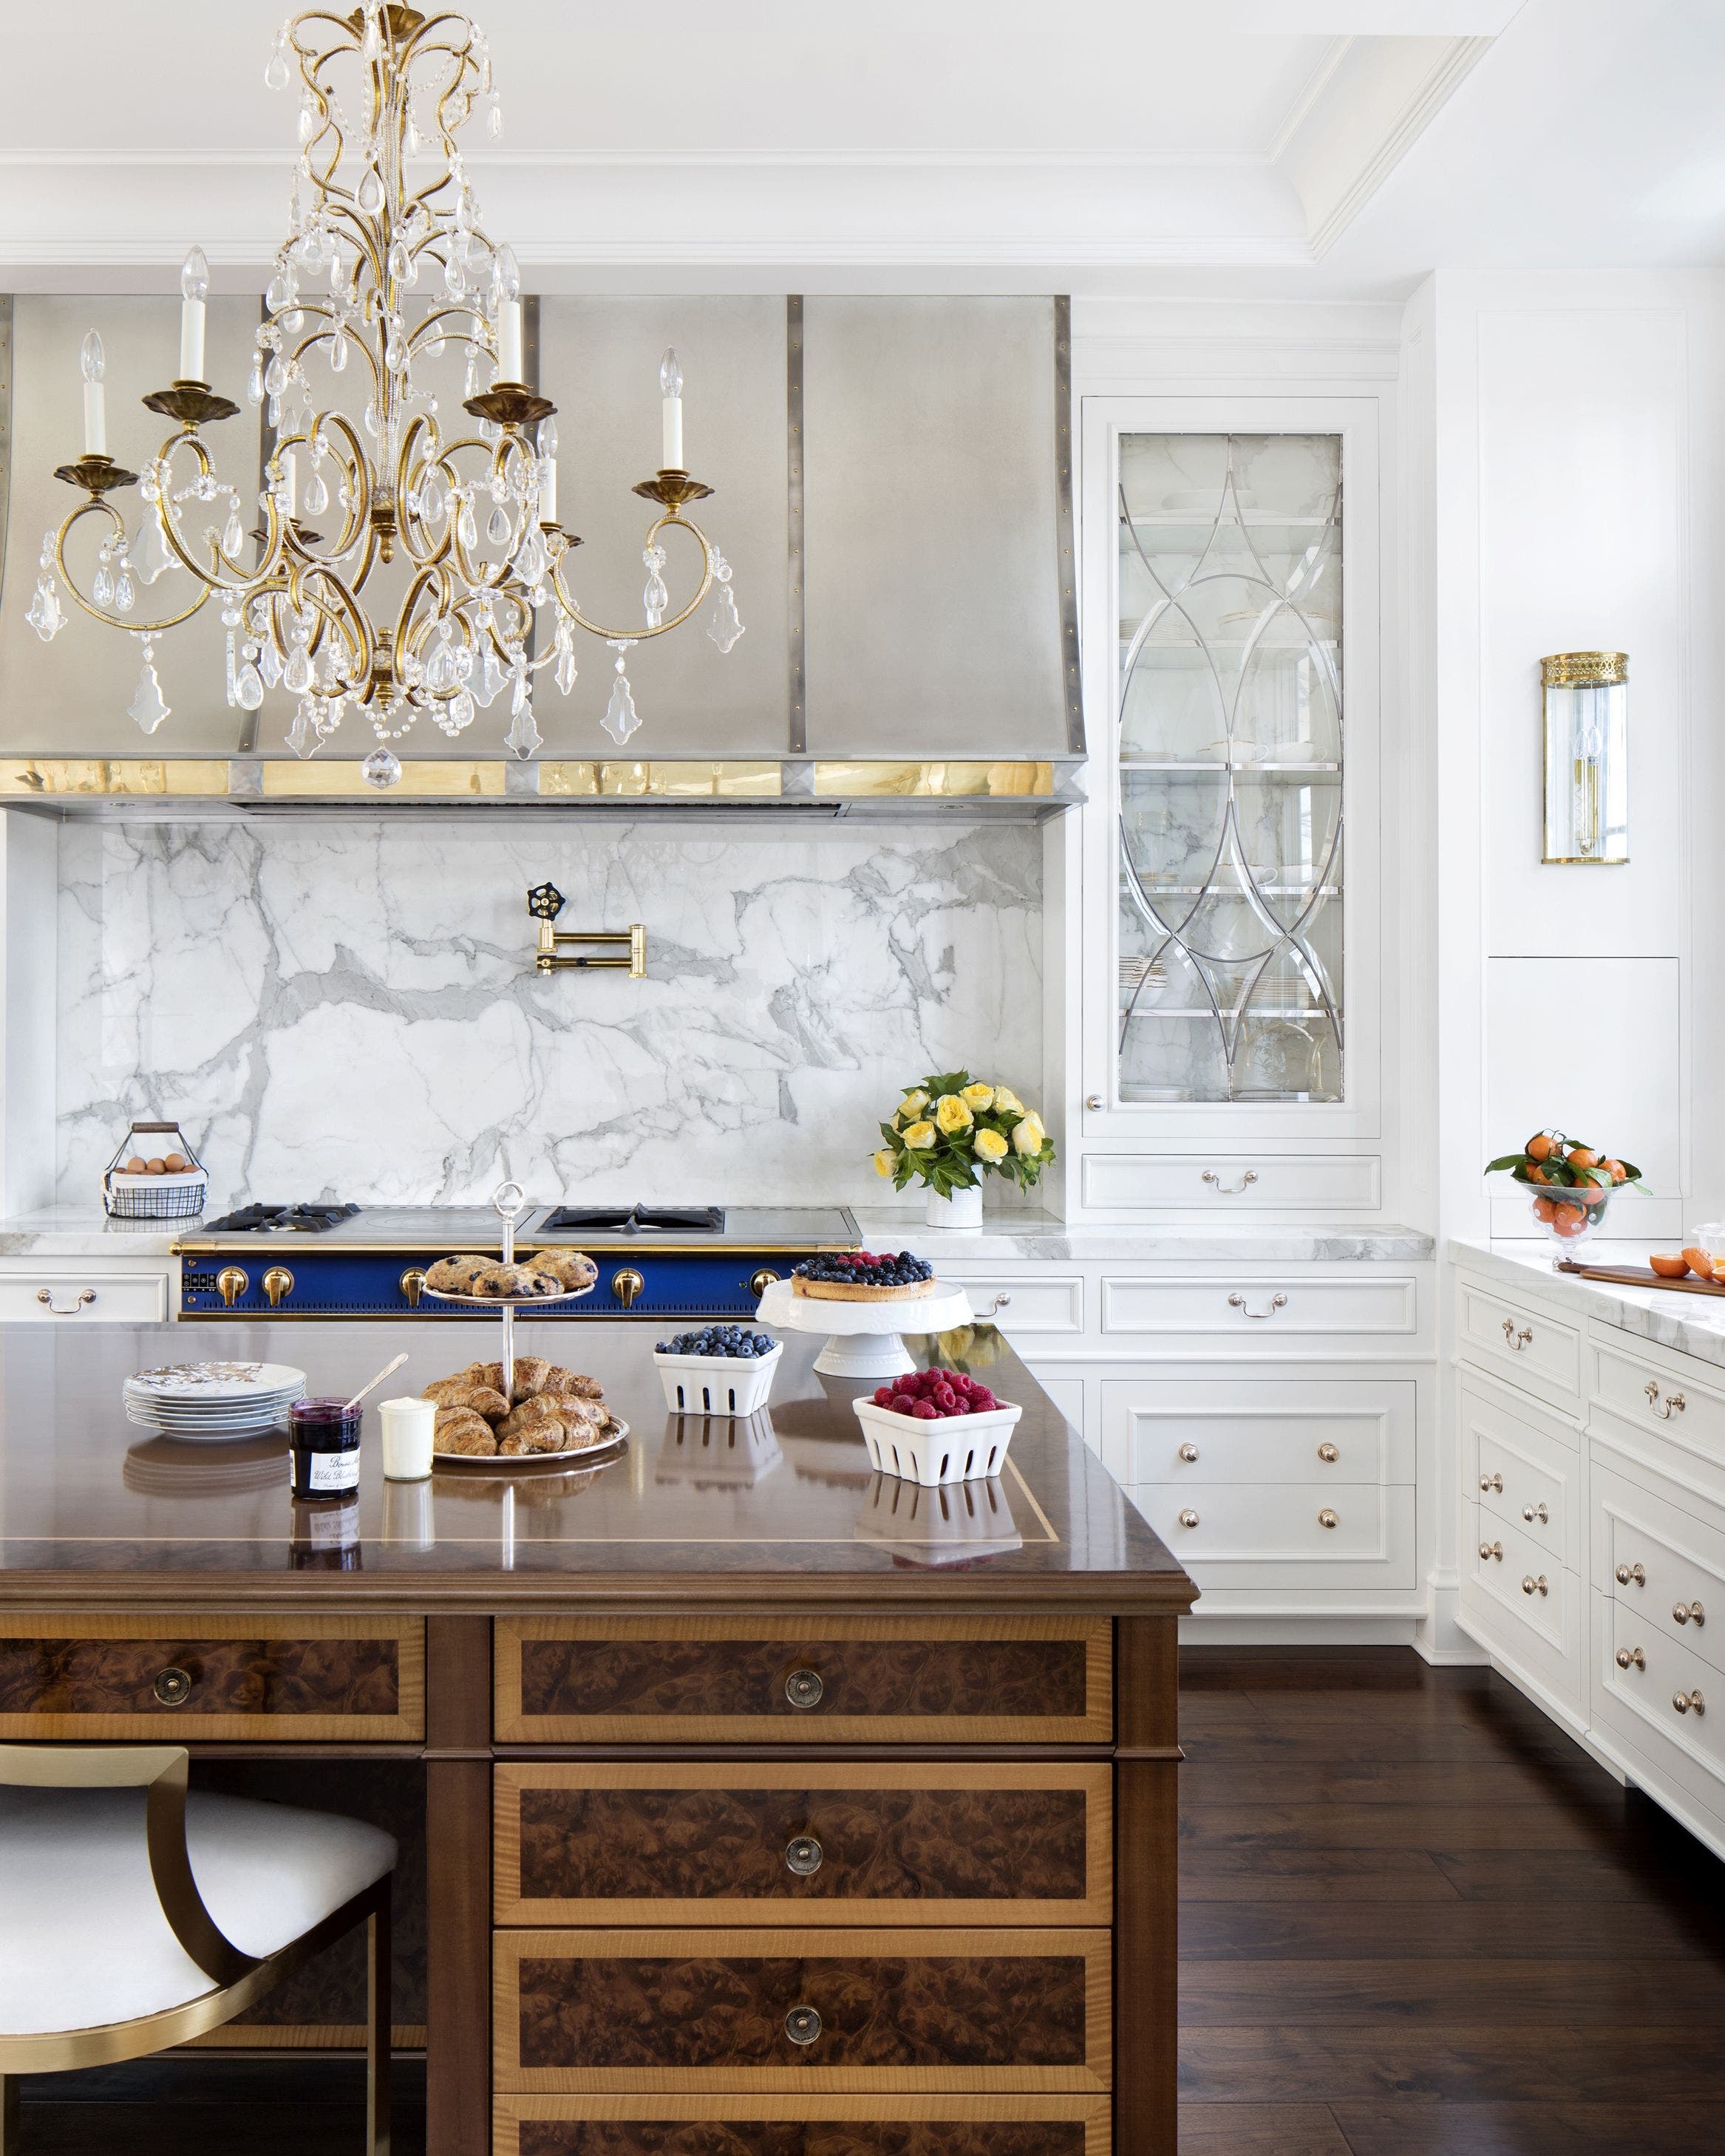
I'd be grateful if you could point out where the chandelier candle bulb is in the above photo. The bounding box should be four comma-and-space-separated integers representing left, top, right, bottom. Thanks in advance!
660, 347, 684, 468
78, 330, 105, 456
539, 417, 558, 524
498, 297, 523, 384
179, 246, 208, 381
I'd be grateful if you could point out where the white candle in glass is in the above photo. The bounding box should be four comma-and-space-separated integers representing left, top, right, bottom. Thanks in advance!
659, 347, 683, 468
179, 246, 208, 381
79, 330, 106, 456
378, 1395, 435, 1480
538, 417, 557, 522
498, 299, 523, 383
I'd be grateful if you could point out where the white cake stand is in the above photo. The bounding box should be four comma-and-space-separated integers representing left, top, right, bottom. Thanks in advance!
755, 1277, 975, 1379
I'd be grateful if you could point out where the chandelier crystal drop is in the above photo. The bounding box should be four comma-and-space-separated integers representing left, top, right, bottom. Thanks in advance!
34, 2, 741, 757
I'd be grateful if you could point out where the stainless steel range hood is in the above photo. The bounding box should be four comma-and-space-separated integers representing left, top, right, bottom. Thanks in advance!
0, 295, 1083, 817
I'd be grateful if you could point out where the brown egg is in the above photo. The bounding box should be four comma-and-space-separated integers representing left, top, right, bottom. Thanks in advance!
123, 1156, 148, 1174
1650, 1252, 1691, 1278
145, 1157, 167, 1175
163, 1152, 189, 1173
1681, 1246, 1715, 1278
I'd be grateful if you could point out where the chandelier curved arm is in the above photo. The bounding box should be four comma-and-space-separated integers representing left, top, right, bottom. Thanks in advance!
52, 497, 211, 635
278, 409, 375, 573
548, 512, 716, 644
150, 433, 272, 597
286, 304, 384, 408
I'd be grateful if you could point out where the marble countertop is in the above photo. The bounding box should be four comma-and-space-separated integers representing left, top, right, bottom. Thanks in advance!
1451, 1238, 1725, 1371
0, 1211, 186, 1258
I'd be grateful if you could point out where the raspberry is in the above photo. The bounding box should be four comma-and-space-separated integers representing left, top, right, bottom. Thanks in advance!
874, 1386, 896, 1407
911, 1401, 939, 1420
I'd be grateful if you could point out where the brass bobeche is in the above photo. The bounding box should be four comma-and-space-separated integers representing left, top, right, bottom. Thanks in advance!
52, 454, 139, 498
140, 381, 242, 430
1540, 651, 1628, 686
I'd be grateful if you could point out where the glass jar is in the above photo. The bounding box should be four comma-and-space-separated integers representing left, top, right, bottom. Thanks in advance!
289, 1397, 361, 1502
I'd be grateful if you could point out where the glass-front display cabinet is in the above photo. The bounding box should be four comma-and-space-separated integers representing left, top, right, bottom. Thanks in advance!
1081, 398, 1380, 1137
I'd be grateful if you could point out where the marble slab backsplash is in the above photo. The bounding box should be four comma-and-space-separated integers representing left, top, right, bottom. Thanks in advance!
55, 818, 1043, 1210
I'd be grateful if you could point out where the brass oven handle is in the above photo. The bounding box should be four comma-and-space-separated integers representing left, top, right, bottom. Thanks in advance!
611, 1267, 645, 1309
35, 1289, 95, 1314
1202, 1170, 1258, 1195
262, 1266, 295, 1309
784, 1667, 825, 1710
749, 1267, 781, 1297
784, 1835, 824, 1877
400, 1268, 426, 1309
1616, 1646, 1645, 1671
152, 1665, 194, 1707
785, 2005, 823, 2046
217, 1266, 249, 1308
1673, 1600, 1706, 1627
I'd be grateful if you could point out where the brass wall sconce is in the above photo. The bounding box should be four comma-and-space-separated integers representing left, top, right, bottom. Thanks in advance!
1542, 652, 1627, 864
527, 882, 646, 976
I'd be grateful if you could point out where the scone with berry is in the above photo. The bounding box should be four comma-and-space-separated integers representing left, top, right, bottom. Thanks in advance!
792, 1250, 936, 1302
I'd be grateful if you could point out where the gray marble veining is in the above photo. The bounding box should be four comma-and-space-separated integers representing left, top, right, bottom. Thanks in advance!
55, 819, 1041, 1210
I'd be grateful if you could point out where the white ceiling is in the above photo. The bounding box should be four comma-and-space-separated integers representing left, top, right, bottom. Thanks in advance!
0, 0, 1719, 293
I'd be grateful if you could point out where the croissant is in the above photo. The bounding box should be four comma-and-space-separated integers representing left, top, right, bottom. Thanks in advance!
432, 1406, 497, 1456
540, 1365, 605, 1401
495, 1394, 605, 1447
421, 1378, 510, 1419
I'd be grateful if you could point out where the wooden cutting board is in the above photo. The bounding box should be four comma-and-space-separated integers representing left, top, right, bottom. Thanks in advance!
1556, 1259, 1725, 1298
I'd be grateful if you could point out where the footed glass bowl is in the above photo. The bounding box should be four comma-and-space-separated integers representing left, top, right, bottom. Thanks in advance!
1529, 1183, 1609, 1257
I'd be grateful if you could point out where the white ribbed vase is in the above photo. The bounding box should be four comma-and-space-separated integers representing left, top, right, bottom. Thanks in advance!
924, 1184, 984, 1230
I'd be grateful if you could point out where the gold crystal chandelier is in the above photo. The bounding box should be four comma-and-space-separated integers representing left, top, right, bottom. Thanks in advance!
26, 1, 743, 785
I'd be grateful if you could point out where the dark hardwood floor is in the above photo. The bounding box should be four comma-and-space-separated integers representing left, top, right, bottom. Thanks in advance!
1180, 1647, 1725, 2156
15, 1646, 1724, 2152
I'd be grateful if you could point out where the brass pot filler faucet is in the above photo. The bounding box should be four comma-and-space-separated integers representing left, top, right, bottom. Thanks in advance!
528, 881, 646, 977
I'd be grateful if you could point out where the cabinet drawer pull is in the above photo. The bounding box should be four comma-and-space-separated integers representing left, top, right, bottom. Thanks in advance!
1228, 1291, 1287, 1319
981, 1293, 1013, 1316
784, 1667, 825, 1711
35, 1288, 95, 1314
1202, 1170, 1258, 1195
1501, 1319, 1533, 1351
785, 2006, 823, 2046
1520, 1575, 1548, 1597
1522, 1502, 1549, 1525
1178, 1509, 1200, 1529
1480, 1541, 1503, 1562
1085, 1094, 1103, 1111
152, 1665, 194, 1707
1673, 1690, 1705, 1716
1177, 1443, 1200, 1463
1480, 1472, 1502, 1493
1616, 1646, 1646, 1671
1644, 1380, 1687, 1420
1318, 1442, 1339, 1464
1318, 1509, 1338, 1529
783, 1835, 823, 1877
1673, 1601, 1706, 1627
1616, 1562, 1645, 1587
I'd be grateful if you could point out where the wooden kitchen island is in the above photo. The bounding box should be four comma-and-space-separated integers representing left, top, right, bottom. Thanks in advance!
0, 1318, 1193, 2156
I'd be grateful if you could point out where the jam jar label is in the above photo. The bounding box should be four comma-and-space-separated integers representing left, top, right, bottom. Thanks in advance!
304, 1447, 361, 1493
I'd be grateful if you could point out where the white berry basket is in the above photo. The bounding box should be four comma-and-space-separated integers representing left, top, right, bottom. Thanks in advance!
655, 1341, 783, 1419
853, 1396, 1021, 1487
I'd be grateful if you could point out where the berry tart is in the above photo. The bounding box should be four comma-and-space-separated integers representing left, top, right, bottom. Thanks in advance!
791, 1249, 936, 1303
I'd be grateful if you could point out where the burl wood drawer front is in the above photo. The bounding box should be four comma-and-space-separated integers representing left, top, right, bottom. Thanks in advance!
494, 1617, 1111, 1744
494, 2094, 1111, 2156
494, 1928, 1112, 2094
0, 1614, 424, 1740
495, 1763, 1112, 1926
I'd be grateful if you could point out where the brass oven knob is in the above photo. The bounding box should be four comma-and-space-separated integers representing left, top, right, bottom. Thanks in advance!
785, 2005, 823, 2046
152, 1666, 193, 1708
784, 1835, 824, 1877
400, 1268, 426, 1309
611, 1267, 645, 1309
784, 1667, 825, 1710
749, 1267, 781, 1297
217, 1266, 249, 1308
263, 1266, 295, 1309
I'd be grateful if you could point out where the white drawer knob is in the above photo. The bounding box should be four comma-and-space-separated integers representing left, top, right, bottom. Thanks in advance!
1673, 1689, 1705, 1716
1177, 1443, 1200, 1463
1177, 1509, 1200, 1529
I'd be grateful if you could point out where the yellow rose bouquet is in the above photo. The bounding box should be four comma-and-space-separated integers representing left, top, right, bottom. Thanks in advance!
874, 1068, 1056, 1199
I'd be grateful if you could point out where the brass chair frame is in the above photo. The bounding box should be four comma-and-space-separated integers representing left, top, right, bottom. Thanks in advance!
0, 1744, 390, 2153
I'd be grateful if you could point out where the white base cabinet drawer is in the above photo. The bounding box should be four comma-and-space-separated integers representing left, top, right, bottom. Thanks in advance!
0, 1272, 169, 1323
1081, 1153, 1380, 1212
936, 1272, 1083, 1334
1460, 1498, 1582, 1720
1100, 1274, 1418, 1340
1591, 1337, 1725, 1501
1590, 1456, 1725, 1681
1105, 1377, 1415, 1487
1593, 1589, 1724, 1817
1460, 1374, 1579, 1573
1457, 1275, 1582, 1411
1130, 1480, 1415, 1591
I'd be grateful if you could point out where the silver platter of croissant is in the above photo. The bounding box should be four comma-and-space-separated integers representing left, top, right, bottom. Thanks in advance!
417, 1246, 600, 1307
423, 1354, 627, 1471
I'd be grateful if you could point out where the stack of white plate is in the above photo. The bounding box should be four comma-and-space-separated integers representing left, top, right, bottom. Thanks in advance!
123, 1361, 307, 1439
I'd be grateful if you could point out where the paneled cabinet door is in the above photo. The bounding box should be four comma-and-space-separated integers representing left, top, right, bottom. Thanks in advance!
1079, 394, 1382, 1147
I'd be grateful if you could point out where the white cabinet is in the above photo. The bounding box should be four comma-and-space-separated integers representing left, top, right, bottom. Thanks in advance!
0, 1260, 171, 1323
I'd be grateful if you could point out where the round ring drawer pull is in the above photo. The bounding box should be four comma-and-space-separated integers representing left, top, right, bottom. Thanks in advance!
785, 2005, 823, 2046
1177, 1443, 1200, 1463
1318, 1509, 1338, 1530
1522, 1502, 1548, 1525
152, 1665, 193, 1708
784, 1835, 824, 1877
1318, 1443, 1339, 1464
1520, 1575, 1548, 1597
784, 1667, 825, 1711
1673, 1689, 1706, 1716
1673, 1601, 1706, 1627
1178, 1509, 1200, 1529
1616, 1647, 1645, 1671
1616, 1563, 1645, 1587
1480, 1472, 1502, 1493
1480, 1541, 1503, 1562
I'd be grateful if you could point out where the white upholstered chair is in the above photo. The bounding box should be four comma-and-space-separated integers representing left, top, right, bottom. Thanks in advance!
0, 1744, 395, 2153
